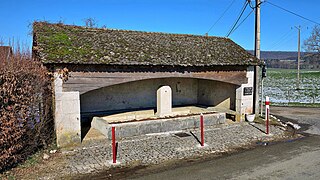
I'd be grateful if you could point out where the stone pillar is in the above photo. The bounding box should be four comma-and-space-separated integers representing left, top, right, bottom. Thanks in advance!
156, 86, 172, 117
236, 66, 254, 122
55, 92, 81, 147
54, 72, 63, 94
54, 71, 81, 147
235, 86, 243, 122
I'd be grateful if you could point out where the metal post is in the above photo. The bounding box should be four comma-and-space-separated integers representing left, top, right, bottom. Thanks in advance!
266, 108, 269, 135
200, 114, 204, 146
112, 126, 116, 163
260, 78, 264, 116
265, 96, 270, 135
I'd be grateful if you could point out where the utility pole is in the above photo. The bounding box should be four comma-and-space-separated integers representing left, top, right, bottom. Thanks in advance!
295, 25, 301, 89
254, 0, 261, 116
254, 0, 261, 59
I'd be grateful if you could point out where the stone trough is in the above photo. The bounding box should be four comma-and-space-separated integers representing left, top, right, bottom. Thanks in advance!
91, 106, 226, 139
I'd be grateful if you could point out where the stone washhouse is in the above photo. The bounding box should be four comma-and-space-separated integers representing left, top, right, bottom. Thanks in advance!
32, 22, 261, 147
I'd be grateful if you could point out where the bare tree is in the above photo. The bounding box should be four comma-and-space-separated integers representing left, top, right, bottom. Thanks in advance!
303, 25, 320, 53
83, 17, 97, 28
0, 37, 4, 46
57, 17, 65, 24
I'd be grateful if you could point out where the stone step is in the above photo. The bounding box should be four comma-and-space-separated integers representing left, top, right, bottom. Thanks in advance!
91, 113, 226, 139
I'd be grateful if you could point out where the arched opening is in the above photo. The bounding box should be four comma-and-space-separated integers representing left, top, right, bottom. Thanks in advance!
80, 78, 196, 121
80, 77, 237, 138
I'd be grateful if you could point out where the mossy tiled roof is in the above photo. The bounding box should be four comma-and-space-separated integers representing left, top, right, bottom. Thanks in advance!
32, 22, 259, 66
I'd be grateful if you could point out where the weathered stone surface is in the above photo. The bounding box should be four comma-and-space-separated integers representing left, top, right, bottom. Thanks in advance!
156, 86, 172, 117
236, 66, 255, 122
55, 91, 81, 147
92, 113, 225, 139
54, 72, 63, 94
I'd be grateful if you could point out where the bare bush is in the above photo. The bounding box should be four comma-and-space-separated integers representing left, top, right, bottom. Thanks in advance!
83, 17, 97, 28
0, 48, 53, 172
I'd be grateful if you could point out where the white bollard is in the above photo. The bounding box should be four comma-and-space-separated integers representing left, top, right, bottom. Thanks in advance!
265, 96, 270, 134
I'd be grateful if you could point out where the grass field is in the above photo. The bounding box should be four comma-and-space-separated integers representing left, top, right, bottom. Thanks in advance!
263, 68, 320, 105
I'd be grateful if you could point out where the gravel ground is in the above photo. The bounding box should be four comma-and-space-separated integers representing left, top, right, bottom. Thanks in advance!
1, 121, 289, 179
43, 121, 289, 179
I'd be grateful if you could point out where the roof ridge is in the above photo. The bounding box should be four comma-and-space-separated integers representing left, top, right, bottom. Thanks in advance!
33, 21, 230, 40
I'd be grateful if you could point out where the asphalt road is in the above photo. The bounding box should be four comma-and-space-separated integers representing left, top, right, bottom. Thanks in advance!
271, 106, 320, 135
127, 106, 320, 180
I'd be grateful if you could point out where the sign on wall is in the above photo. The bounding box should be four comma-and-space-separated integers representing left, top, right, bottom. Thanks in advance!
243, 87, 253, 96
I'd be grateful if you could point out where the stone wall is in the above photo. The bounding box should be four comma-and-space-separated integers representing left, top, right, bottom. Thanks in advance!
80, 78, 199, 114
235, 66, 255, 121
80, 78, 236, 114
198, 79, 236, 110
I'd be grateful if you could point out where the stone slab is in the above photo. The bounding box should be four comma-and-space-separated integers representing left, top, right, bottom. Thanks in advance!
91, 113, 225, 139
100, 106, 217, 124
102, 109, 155, 123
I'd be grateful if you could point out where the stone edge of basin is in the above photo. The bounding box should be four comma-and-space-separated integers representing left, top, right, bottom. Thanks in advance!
91, 113, 226, 139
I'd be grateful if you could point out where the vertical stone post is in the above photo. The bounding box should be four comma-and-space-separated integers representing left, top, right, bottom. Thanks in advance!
54, 72, 63, 94
235, 86, 244, 122
53, 72, 81, 147
55, 92, 81, 147
156, 86, 172, 117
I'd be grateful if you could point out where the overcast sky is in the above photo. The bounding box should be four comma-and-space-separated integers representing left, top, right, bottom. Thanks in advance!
0, 0, 319, 51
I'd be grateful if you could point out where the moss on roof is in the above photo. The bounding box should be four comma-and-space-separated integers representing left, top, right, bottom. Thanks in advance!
32, 22, 260, 66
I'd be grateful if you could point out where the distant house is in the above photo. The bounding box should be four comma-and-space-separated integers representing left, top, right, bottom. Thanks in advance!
0, 46, 13, 60
32, 22, 261, 147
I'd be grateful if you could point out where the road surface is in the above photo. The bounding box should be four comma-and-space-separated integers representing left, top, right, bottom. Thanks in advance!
127, 106, 320, 180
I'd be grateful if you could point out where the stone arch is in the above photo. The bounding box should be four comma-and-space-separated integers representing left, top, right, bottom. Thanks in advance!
79, 77, 237, 122
63, 67, 247, 95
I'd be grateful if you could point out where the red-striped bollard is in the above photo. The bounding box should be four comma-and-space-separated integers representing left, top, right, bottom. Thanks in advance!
265, 96, 270, 135
200, 113, 204, 146
112, 126, 116, 163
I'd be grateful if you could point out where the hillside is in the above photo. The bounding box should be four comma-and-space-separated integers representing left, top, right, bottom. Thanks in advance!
248, 50, 320, 69
247, 50, 313, 60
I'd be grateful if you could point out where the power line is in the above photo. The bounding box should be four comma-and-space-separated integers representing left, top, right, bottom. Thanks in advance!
226, 0, 249, 37
266, 1, 320, 26
228, 8, 254, 36
206, 0, 236, 34
272, 32, 296, 50
270, 29, 294, 47
227, 1, 267, 37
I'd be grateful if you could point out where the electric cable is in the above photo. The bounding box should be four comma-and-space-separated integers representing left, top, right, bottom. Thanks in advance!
270, 29, 294, 48
206, 0, 236, 34
272, 33, 297, 50
226, 0, 249, 37
266, 1, 320, 25
228, 8, 254, 36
